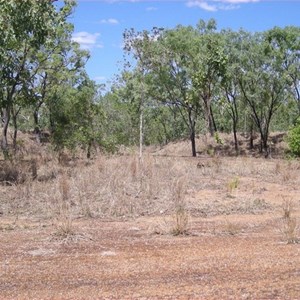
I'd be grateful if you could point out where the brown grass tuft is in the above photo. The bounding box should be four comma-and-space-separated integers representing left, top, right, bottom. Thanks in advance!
280, 198, 299, 244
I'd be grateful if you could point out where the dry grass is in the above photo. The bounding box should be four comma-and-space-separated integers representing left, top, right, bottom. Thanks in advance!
227, 176, 240, 194
0, 133, 299, 234
170, 178, 190, 235
279, 198, 299, 244
1, 147, 300, 222
223, 219, 242, 235
2, 133, 300, 299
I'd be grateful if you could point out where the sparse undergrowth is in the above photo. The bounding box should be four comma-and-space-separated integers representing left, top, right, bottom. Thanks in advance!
0, 134, 299, 246
1, 135, 300, 300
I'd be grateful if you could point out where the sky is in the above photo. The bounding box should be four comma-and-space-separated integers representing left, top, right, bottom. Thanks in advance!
61, 0, 300, 87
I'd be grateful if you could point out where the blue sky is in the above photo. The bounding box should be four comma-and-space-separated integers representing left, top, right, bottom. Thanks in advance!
63, 0, 300, 86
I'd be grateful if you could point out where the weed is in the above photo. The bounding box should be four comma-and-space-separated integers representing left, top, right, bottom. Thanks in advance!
130, 156, 138, 179
207, 148, 215, 157
52, 173, 75, 237
54, 215, 74, 238
59, 173, 70, 202
282, 197, 294, 219
227, 176, 240, 194
170, 204, 189, 236
214, 132, 224, 145
282, 217, 298, 244
274, 161, 281, 175
172, 177, 186, 206
211, 156, 222, 173
280, 198, 299, 244
224, 219, 241, 236
170, 178, 190, 236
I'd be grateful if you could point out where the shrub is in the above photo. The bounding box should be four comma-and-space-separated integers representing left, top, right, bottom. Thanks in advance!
287, 118, 300, 156
171, 204, 189, 236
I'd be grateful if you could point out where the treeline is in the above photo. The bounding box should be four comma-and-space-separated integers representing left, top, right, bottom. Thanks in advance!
1, 1, 300, 159
107, 19, 300, 157
0, 0, 106, 159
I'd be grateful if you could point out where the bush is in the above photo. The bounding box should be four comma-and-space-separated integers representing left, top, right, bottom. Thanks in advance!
0, 160, 37, 184
287, 118, 300, 156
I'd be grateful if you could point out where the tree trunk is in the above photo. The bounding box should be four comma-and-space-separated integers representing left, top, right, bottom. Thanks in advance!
249, 121, 254, 150
210, 104, 217, 133
190, 128, 196, 157
12, 114, 18, 151
260, 131, 270, 158
202, 95, 215, 137
1, 107, 10, 157
188, 108, 197, 157
139, 108, 143, 162
11, 106, 22, 151
207, 106, 215, 137
33, 109, 42, 143
233, 122, 239, 156
87, 140, 92, 159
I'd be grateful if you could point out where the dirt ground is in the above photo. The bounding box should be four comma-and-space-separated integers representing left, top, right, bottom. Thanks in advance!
1, 137, 300, 299
0, 213, 299, 300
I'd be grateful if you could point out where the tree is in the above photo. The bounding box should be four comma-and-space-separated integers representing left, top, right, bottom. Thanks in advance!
192, 19, 227, 137
220, 29, 249, 155
101, 70, 186, 149
287, 117, 300, 156
124, 26, 202, 156
238, 32, 287, 156
266, 26, 300, 117
0, 0, 76, 156
50, 74, 105, 158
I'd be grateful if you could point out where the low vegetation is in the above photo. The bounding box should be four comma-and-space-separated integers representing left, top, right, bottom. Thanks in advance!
1, 132, 300, 299
1, 1, 300, 298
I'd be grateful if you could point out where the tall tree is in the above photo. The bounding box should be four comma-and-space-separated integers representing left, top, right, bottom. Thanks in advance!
220, 29, 248, 155
0, 0, 76, 156
123, 26, 202, 156
238, 32, 287, 156
192, 19, 227, 137
265, 26, 300, 117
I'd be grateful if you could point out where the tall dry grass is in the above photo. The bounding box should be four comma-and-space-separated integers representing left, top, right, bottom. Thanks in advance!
1, 140, 300, 229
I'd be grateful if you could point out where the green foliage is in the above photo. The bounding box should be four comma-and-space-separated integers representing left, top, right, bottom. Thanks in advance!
50, 77, 108, 157
1, 8, 300, 159
287, 118, 300, 156
214, 132, 224, 145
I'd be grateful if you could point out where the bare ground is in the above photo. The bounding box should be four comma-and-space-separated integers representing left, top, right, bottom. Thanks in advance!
1, 213, 299, 300
0, 135, 300, 299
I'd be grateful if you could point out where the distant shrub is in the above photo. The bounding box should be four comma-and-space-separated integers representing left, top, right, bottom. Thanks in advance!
0, 160, 37, 184
214, 132, 224, 145
287, 118, 300, 156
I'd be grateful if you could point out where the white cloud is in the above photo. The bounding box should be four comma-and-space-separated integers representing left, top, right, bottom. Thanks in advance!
72, 32, 103, 50
218, 0, 259, 3
146, 7, 158, 11
187, 1, 217, 11
218, 3, 240, 10
186, 0, 259, 11
100, 18, 119, 24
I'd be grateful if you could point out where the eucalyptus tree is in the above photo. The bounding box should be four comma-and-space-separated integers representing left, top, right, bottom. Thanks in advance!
124, 25, 203, 156
238, 32, 288, 156
49, 74, 104, 158
123, 28, 158, 159
0, 0, 76, 155
191, 20, 227, 137
104, 70, 144, 147
112, 69, 187, 147
219, 29, 250, 155
265, 26, 300, 117
30, 40, 90, 143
